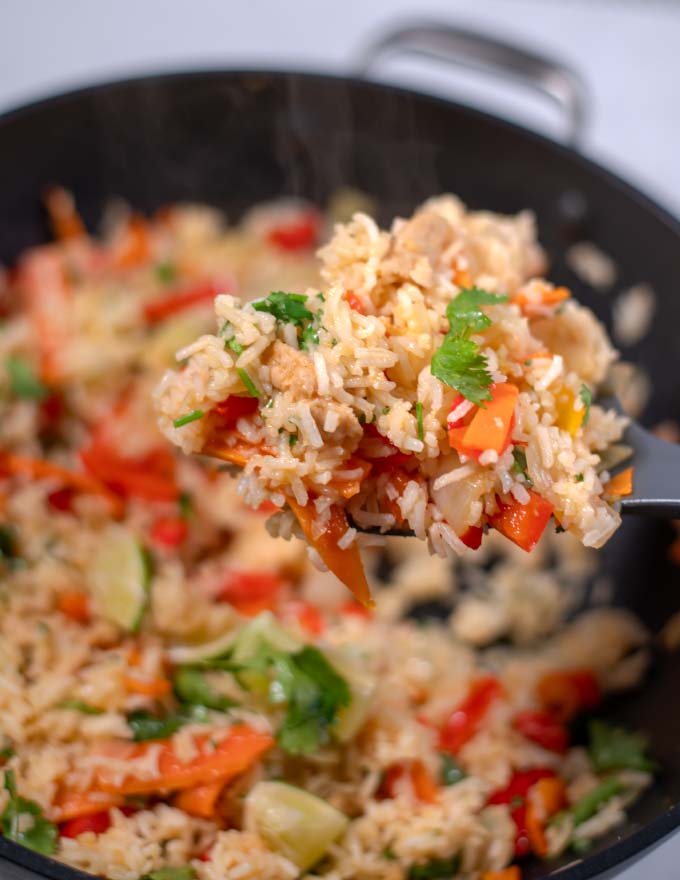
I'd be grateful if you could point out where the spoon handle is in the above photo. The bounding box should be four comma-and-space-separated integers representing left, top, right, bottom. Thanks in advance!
619, 421, 680, 518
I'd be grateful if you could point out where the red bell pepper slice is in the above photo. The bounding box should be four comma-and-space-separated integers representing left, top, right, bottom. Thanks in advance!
211, 395, 259, 429
535, 669, 601, 722
345, 291, 365, 314
267, 211, 319, 251
144, 280, 227, 324
459, 525, 484, 550
487, 768, 556, 857
513, 710, 569, 753
151, 516, 189, 548
439, 676, 503, 754
59, 810, 111, 838
489, 490, 554, 552
217, 570, 284, 616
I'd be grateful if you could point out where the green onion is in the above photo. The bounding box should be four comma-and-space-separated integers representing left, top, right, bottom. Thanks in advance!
575, 473, 584, 482
178, 491, 192, 519
289, 433, 298, 447
140, 866, 195, 880
173, 410, 204, 428
237, 368, 260, 398
439, 753, 465, 786
154, 262, 177, 284
57, 700, 104, 715
588, 720, 656, 773
226, 338, 244, 355
579, 384, 592, 426
408, 855, 460, 880
5, 356, 48, 401
415, 402, 424, 441
571, 777, 625, 825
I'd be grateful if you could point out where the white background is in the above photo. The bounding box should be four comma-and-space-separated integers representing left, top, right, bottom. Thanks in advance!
0, 1, 679, 877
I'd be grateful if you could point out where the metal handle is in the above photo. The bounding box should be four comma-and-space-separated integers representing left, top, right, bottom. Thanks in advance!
355, 21, 589, 147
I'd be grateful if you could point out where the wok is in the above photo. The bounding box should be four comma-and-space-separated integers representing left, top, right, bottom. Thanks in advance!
0, 21, 679, 880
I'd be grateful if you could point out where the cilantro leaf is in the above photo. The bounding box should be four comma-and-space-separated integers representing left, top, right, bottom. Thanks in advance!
173, 667, 238, 712
439, 753, 465, 786
231, 643, 351, 755
579, 384, 592, 426
1, 770, 58, 855
430, 288, 508, 405
140, 868, 195, 880
5, 356, 48, 401
253, 291, 313, 325
408, 855, 460, 879
126, 705, 211, 743
588, 719, 656, 773
154, 262, 177, 285
415, 402, 424, 442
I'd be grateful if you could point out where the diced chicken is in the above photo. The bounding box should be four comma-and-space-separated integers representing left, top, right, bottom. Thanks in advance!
532, 302, 616, 385
310, 400, 363, 445
382, 211, 454, 284
267, 340, 316, 400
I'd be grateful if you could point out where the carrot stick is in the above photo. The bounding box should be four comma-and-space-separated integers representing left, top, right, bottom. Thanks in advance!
605, 466, 634, 498
287, 498, 374, 608
110, 215, 151, 269
525, 776, 566, 857
462, 383, 518, 455
44, 186, 86, 241
51, 790, 124, 823
94, 725, 273, 795
327, 457, 372, 500
0, 452, 124, 517
481, 868, 521, 880
56, 590, 91, 624
19, 247, 70, 384
174, 780, 224, 819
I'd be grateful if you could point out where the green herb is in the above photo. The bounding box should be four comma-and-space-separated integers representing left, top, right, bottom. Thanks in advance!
579, 384, 592, 426
575, 473, 584, 482
299, 320, 320, 351
57, 700, 104, 715
430, 288, 508, 405
511, 447, 532, 485
253, 291, 313, 325
233, 644, 350, 755
439, 753, 465, 786
383, 847, 398, 861
316, 292, 326, 302
571, 776, 625, 826
357, 413, 367, 425
407, 855, 460, 879
571, 837, 593, 855
415, 402, 424, 441
237, 368, 260, 398
0, 746, 15, 761
126, 705, 211, 743
289, 433, 298, 447
225, 338, 244, 355
588, 720, 656, 773
382, 406, 391, 415
173, 667, 237, 712
5, 356, 47, 401
140, 867, 195, 880
154, 262, 177, 284
1, 769, 58, 855
510, 795, 525, 809
178, 491, 192, 520
0, 525, 18, 561
555, 524, 566, 534
173, 409, 204, 428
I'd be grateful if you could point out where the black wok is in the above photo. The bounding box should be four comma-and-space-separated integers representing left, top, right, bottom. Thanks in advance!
0, 21, 679, 880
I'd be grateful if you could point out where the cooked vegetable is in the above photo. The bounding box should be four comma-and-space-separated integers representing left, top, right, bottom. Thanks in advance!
555, 387, 585, 436
579, 384, 592, 426
287, 498, 373, 608
431, 287, 508, 405
166, 629, 237, 666
139, 867, 195, 880
408, 855, 461, 879
94, 725, 273, 795
525, 776, 566, 856
440, 677, 502, 754
604, 466, 634, 498
56, 590, 91, 624
57, 700, 104, 715
459, 382, 518, 455
488, 769, 556, 857
59, 810, 111, 838
173, 781, 224, 819
51, 790, 124, 823
536, 669, 600, 722
246, 781, 348, 870
173, 410, 204, 428
123, 675, 172, 698
253, 291, 314, 325
127, 705, 211, 743
480, 868, 521, 880
0, 525, 18, 562
44, 186, 86, 241
511, 448, 531, 482
415, 402, 424, 441
150, 516, 188, 548
210, 395, 259, 428
1, 769, 58, 855
588, 720, 656, 773
144, 281, 222, 324
382, 761, 438, 804
489, 490, 554, 552
154, 262, 177, 284
80, 437, 178, 503
236, 368, 260, 398
5, 355, 48, 400
439, 754, 465, 786
110, 215, 150, 270
570, 776, 625, 826
88, 525, 152, 631
513, 711, 569, 753
324, 647, 376, 742
266, 212, 319, 251
173, 667, 237, 712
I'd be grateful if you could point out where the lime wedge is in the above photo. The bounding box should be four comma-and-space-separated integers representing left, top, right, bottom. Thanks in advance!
89, 525, 151, 631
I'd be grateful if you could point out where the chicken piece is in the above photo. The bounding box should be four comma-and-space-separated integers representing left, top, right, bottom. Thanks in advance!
266, 340, 316, 400
310, 399, 363, 446
382, 210, 453, 285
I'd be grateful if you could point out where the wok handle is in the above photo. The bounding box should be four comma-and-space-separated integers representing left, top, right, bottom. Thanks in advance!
355, 21, 588, 147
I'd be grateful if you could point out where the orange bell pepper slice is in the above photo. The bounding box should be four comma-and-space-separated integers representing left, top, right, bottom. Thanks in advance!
174, 780, 225, 819
605, 466, 634, 498
51, 790, 124, 823
481, 868, 522, 880
44, 186, 86, 241
526, 776, 567, 857
462, 383, 519, 455
489, 490, 554, 552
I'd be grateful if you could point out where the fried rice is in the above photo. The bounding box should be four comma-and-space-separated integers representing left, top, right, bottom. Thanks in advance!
0, 192, 653, 880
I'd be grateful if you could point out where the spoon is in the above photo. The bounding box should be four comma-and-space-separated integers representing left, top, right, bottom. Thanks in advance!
204, 397, 680, 539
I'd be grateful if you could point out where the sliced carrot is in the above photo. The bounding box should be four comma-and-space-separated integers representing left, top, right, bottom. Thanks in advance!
481, 868, 521, 880
0, 451, 124, 517
19, 246, 70, 384
94, 725, 273, 795
80, 438, 178, 503
605, 466, 634, 498
51, 790, 124, 823
56, 590, 91, 624
452, 266, 472, 288
144, 281, 225, 324
44, 186, 86, 241
462, 383, 519, 455
345, 291, 365, 314
123, 675, 172, 698
110, 215, 151, 269
381, 761, 438, 803
203, 433, 269, 469
526, 776, 567, 857
287, 498, 374, 608
440, 677, 503, 754
512, 284, 570, 316
174, 780, 224, 819
536, 669, 600, 723
380, 469, 413, 522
